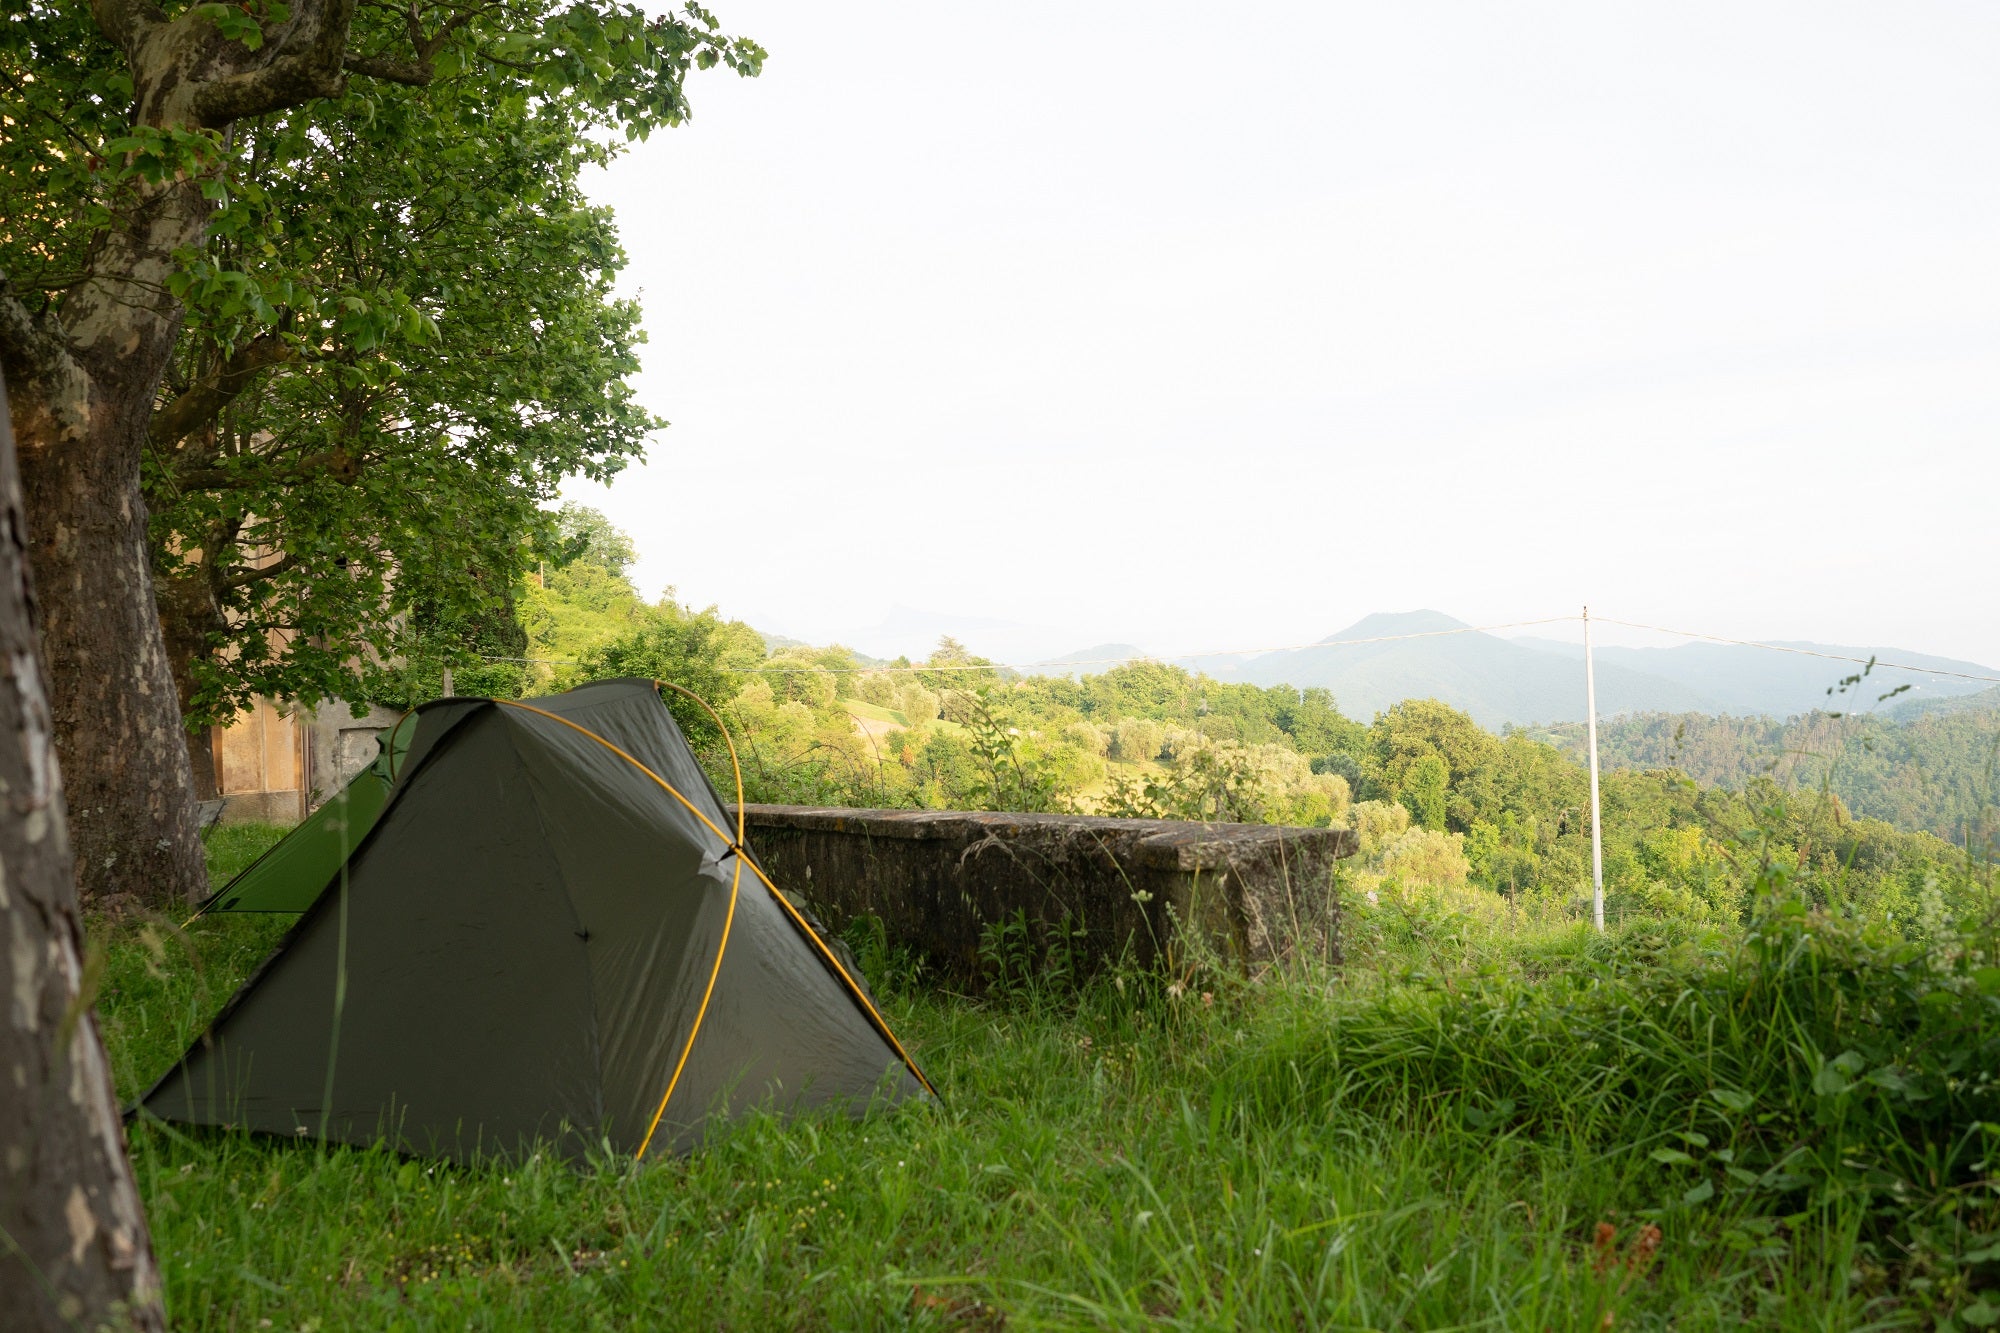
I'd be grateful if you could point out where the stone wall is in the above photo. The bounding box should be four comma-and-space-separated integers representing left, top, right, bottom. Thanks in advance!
735, 805, 1355, 983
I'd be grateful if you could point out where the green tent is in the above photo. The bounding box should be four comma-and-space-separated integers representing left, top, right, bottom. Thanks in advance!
143, 678, 932, 1161
201, 712, 417, 914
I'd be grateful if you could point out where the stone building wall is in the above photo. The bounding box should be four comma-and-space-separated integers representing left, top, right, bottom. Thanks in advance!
207, 698, 404, 825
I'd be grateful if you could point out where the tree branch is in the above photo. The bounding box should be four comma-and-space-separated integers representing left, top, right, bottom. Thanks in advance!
183, 0, 361, 128
171, 439, 367, 492
0, 280, 66, 388
0, 277, 88, 455
149, 333, 295, 452
218, 552, 298, 591
342, 52, 432, 86
88, 0, 167, 54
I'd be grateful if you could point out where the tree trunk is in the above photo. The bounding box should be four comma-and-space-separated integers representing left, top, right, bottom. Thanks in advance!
158, 575, 225, 802
0, 373, 167, 1331
15, 368, 210, 905
0, 1, 358, 907
3, 152, 216, 909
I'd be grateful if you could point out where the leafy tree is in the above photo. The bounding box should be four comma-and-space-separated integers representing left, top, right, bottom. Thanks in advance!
1350, 799, 1413, 860
1377, 826, 1472, 887
1401, 753, 1449, 831
916, 636, 999, 696
521, 538, 653, 684
853, 670, 900, 708
1077, 660, 1199, 722
377, 573, 532, 707
1366, 698, 1501, 817
1110, 717, 1164, 764
1269, 685, 1367, 761
897, 683, 941, 726
572, 600, 744, 747
765, 647, 839, 711
554, 504, 638, 578
0, 0, 759, 905
146, 76, 661, 757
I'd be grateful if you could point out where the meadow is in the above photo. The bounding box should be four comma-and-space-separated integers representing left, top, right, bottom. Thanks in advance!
93, 826, 1999, 1330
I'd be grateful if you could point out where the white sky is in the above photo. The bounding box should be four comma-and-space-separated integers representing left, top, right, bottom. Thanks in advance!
567, 1, 2000, 667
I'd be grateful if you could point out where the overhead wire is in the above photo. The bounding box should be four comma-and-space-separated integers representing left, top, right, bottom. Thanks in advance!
1592, 617, 2000, 686
479, 610, 1999, 686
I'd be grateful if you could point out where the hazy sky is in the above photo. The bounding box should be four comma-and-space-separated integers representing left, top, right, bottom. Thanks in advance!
567, 2, 2000, 667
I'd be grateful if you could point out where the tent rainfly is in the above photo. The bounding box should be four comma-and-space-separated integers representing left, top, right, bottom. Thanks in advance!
203, 711, 417, 914
139, 678, 933, 1162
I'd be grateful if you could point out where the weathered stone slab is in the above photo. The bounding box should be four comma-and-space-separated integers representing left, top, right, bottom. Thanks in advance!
734, 805, 1355, 983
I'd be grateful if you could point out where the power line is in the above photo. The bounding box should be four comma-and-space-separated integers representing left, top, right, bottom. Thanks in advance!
1594, 617, 2000, 686
713, 615, 1585, 675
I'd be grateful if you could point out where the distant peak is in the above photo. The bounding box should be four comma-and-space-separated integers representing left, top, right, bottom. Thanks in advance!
1038, 643, 1148, 666
1321, 609, 1471, 642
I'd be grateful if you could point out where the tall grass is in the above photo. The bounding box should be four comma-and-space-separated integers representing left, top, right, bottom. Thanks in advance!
91, 828, 2000, 1329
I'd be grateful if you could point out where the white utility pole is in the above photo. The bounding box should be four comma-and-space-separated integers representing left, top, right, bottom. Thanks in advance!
1583, 604, 1604, 931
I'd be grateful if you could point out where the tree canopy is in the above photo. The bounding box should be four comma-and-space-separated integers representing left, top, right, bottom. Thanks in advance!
0, 0, 760, 900
145, 63, 666, 726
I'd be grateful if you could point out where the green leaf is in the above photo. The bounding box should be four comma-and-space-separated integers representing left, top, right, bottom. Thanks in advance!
1650, 1148, 1697, 1167
1813, 1051, 1865, 1097
1710, 1088, 1754, 1113
1681, 1179, 1714, 1207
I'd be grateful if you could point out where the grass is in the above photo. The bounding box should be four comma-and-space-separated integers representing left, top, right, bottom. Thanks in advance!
844, 699, 912, 729
91, 828, 2000, 1329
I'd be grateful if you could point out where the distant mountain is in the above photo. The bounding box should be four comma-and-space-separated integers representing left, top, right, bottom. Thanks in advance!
1233, 611, 1714, 727
801, 603, 1999, 730
1510, 637, 1996, 718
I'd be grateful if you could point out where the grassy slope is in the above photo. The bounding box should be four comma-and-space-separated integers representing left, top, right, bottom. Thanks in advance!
93, 828, 1997, 1330
843, 699, 910, 729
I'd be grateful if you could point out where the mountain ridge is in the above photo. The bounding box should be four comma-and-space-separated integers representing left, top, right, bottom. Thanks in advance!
845, 609, 2000, 729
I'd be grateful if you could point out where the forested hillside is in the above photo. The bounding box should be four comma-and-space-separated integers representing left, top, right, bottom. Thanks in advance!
1524, 705, 2000, 848
405, 509, 1991, 936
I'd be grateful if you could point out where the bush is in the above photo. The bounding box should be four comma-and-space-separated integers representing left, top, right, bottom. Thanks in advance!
1110, 718, 1164, 764
1376, 826, 1472, 886
897, 684, 939, 725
